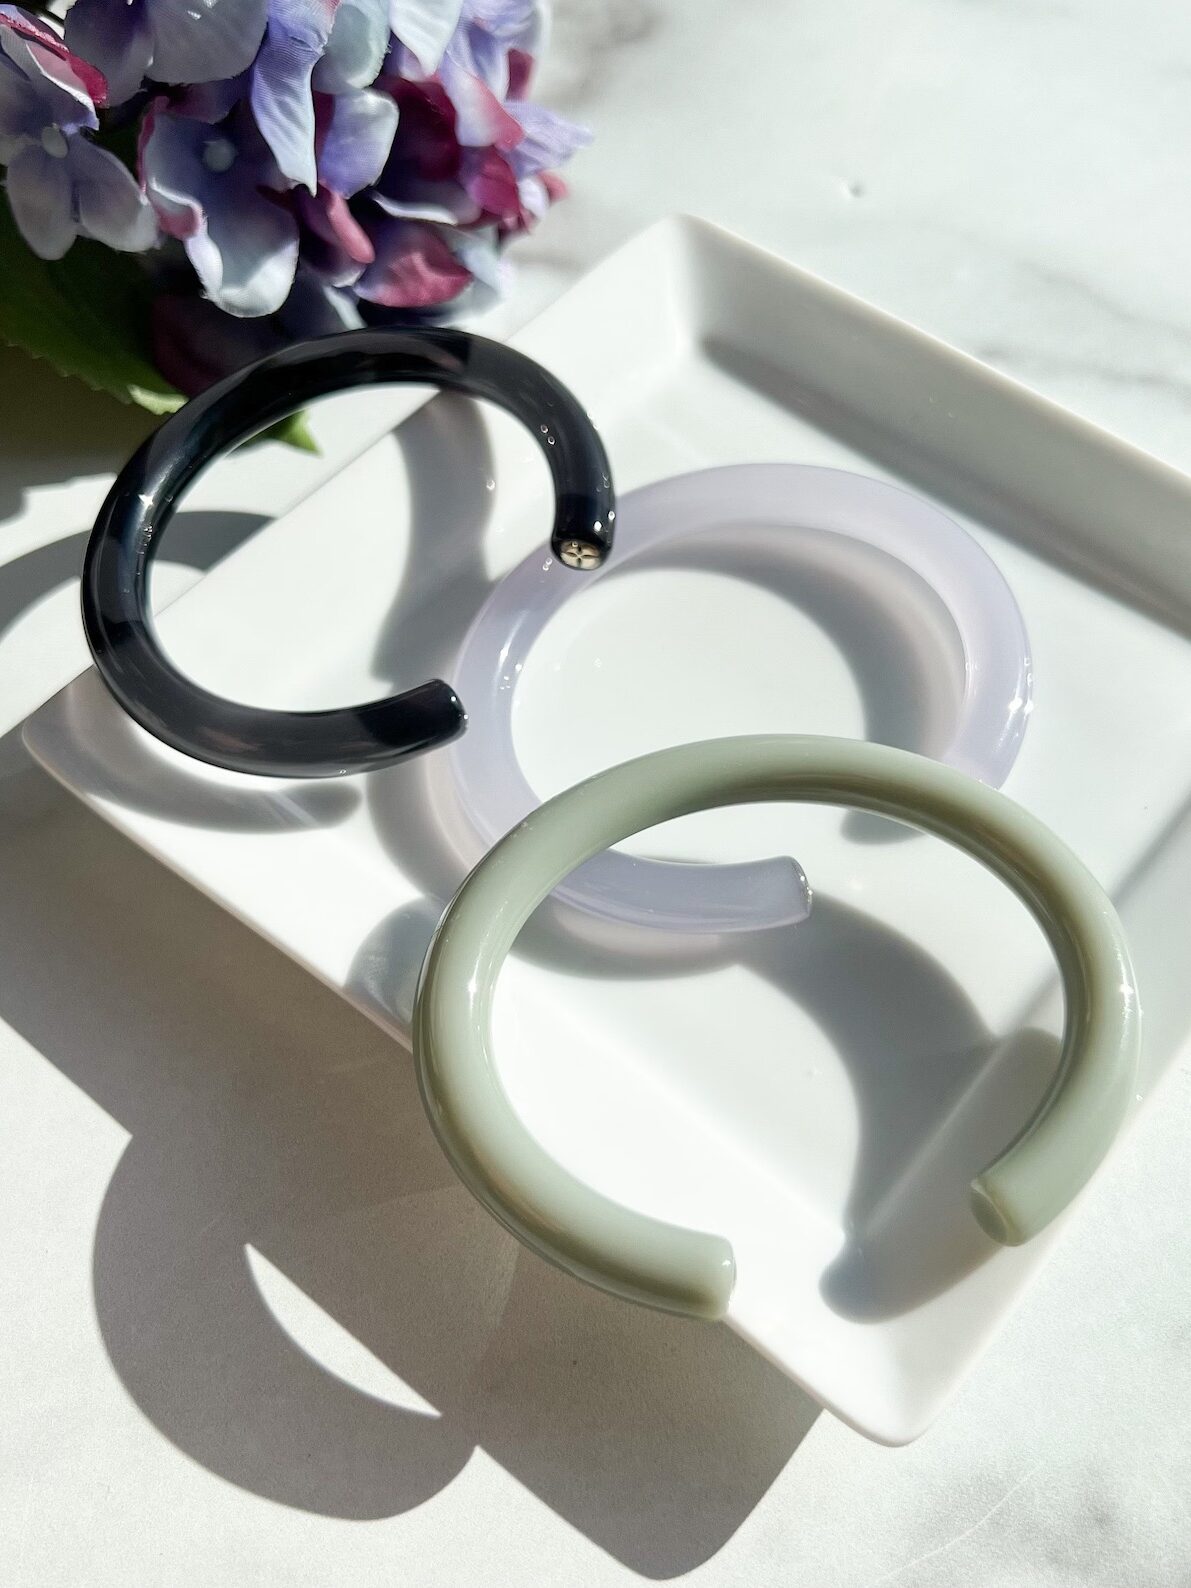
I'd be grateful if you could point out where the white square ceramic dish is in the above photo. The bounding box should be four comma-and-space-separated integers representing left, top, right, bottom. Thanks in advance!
24, 216, 1191, 1443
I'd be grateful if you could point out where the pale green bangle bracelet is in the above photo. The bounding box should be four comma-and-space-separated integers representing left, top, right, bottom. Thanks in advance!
413, 736, 1140, 1320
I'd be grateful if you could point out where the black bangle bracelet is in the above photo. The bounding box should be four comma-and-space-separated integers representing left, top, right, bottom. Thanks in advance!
81, 327, 615, 779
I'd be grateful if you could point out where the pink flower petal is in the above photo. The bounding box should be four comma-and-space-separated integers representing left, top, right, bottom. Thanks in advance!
0, 6, 108, 106
439, 51, 521, 149
297, 185, 373, 264
356, 217, 471, 307
506, 47, 532, 99
460, 145, 520, 226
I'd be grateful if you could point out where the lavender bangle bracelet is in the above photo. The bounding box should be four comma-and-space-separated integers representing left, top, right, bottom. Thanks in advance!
81, 327, 614, 779
447, 465, 1034, 935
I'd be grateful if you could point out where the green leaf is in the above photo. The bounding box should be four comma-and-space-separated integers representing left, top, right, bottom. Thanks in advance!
0, 199, 321, 450
256, 411, 320, 454
0, 199, 183, 414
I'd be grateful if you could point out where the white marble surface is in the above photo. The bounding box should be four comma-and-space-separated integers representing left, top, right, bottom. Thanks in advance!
4, 3, 1191, 1583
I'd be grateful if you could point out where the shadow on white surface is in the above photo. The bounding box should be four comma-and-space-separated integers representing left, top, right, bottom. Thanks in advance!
348, 402, 1054, 1327
0, 777, 820, 1575
0, 349, 152, 527
15, 237, 1191, 1551
0, 391, 825, 1575
0, 517, 331, 825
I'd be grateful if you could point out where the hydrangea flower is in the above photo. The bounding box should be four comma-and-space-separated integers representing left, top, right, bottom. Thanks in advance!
0, 7, 154, 258
0, 0, 589, 417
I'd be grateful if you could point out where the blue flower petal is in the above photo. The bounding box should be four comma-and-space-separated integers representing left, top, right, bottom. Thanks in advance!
142, 104, 299, 315
148, 0, 270, 87
317, 86, 397, 196
0, 53, 43, 143
69, 136, 157, 251
200, 180, 299, 315
0, 23, 98, 133
64, 0, 153, 106
250, 0, 337, 191
312, 0, 388, 93
389, 0, 464, 73
507, 99, 589, 176
5, 139, 74, 257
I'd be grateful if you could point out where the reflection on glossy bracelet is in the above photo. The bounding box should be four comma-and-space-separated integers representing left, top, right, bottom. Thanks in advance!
415, 736, 1139, 1319
447, 466, 1032, 934
81, 328, 615, 778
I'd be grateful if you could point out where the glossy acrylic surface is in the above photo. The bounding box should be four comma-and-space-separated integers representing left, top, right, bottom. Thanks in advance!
417, 736, 1137, 1316
25, 217, 1191, 1442
448, 464, 1032, 933
81, 327, 614, 777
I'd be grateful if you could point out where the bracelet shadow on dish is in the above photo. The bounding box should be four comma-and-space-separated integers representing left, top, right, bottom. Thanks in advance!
0, 404, 819, 1571
0, 509, 360, 831
345, 405, 1041, 1328
1, 389, 1019, 1555
8, 722, 1189, 1570
36, 395, 1060, 1328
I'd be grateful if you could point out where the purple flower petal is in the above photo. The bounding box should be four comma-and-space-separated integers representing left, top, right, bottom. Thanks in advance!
315, 85, 397, 195
68, 136, 157, 251
250, 0, 337, 191
190, 183, 299, 315
466, 0, 539, 37
311, 0, 388, 92
297, 186, 370, 256
356, 215, 471, 306
456, 24, 507, 96
280, 266, 363, 333
64, 0, 152, 106
296, 184, 372, 283
152, 291, 282, 393
0, 21, 98, 133
141, 105, 299, 315
506, 99, 589, 176
139, 100, 206, 238
149, 0, 270, 87
0, 8, 108, 106
438, 50, 520, 148
445, 3, 540, 102
370, 180, 478, 224
389, 0, 463, 73
0, 54, 42, 144
381, 75, 458, 179
506, 45, 532, 97
169, 73, 248, 123
5, 139, 74, 257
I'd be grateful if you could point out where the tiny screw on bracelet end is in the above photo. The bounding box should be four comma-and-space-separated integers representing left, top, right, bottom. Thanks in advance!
552, 499, 615, 570
558, 539, 605, 570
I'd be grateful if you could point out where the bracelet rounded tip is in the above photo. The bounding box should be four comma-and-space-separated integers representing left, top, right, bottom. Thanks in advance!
968, 1177, 1025, 1247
